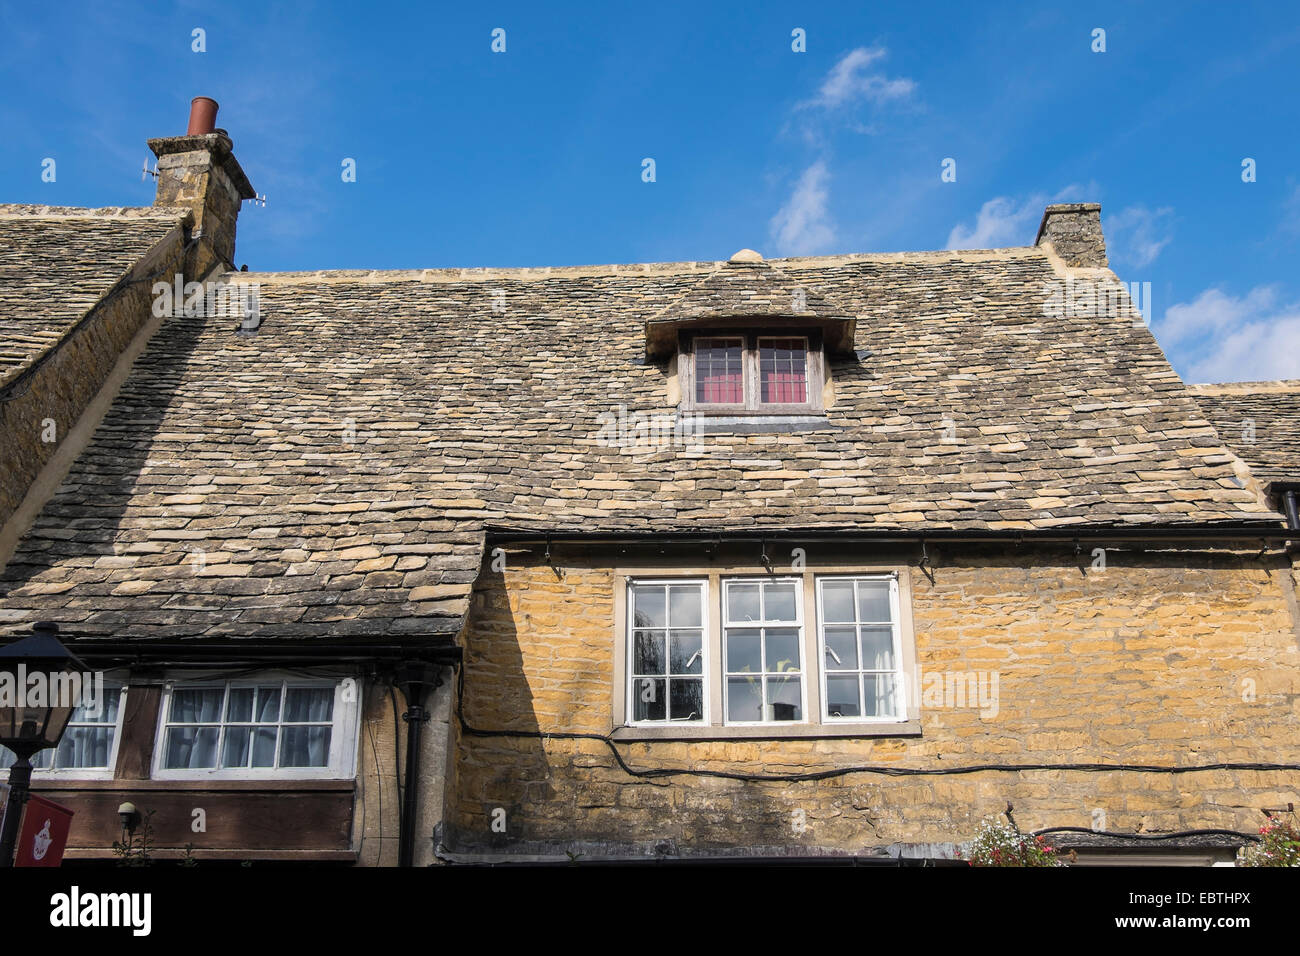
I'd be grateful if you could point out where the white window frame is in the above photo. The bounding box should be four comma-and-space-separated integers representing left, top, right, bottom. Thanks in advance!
2, 682, 128, 781
152, 671, 362, 781
625, 578, 710, 726
721, 576, 807, 726
816, 574, 907, 723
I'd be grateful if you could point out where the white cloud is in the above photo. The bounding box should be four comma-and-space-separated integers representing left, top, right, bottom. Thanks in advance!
1159, 285, 1300, 382
1282, 183, 1300, 236
1106, 205, 1174, 267
1160, 286, 1278, 344
799, 47, 915, 111
945, 196, 1043, 250
946, 187, 1088, 251
769, 161, 835, 256
771, 47, 912, 254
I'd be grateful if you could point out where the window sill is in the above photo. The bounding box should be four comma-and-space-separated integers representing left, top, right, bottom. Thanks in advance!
685, 414, 839, 435
610, 721, 921, 742
31, 778, 356, 792
23, 769, 117, 781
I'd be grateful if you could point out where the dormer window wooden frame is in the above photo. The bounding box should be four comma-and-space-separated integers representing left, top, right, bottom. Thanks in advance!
678, 328, 825, 415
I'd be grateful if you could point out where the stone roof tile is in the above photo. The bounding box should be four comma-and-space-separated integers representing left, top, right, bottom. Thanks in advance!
0, 205, 187, 384
1188, 380, 1300, 485
0, 236, 1286, 641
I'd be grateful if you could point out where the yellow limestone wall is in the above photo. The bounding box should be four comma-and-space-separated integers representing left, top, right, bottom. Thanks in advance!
446, 543, 1300, 859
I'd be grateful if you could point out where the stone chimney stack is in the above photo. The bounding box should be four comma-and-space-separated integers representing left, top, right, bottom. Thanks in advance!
148, 97, 255, 271
1035, 202, 1107, 268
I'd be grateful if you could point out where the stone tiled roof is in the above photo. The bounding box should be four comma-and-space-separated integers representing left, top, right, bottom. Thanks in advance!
0, 206, 186, 385
645, 256, 857, 357
1188, 380, 1300, 485
0, 241, 1285, 642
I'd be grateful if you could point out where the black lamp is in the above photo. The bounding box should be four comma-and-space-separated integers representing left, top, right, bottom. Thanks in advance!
0, 623, 89, 866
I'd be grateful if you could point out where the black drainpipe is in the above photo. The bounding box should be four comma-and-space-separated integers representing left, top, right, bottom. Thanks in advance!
1282, 490, 1299, 532
395, 661, 443, 868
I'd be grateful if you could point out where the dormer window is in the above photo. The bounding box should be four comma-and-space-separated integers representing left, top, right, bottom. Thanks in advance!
645, 250, 855, 421
680, 330, 824, 414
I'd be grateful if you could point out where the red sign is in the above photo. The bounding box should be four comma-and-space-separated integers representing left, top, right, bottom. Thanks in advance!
15, 793, 74, 867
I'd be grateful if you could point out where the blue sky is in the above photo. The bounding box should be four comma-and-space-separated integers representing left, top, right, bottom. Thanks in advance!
2, 1, 1298, 383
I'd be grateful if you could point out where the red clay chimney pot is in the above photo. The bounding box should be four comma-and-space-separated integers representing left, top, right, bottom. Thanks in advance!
187, 97, 219, 136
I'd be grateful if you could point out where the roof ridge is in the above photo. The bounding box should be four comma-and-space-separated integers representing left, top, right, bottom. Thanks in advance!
644, 255, 858, 325
1188, 380, 1300, 394
0, 203, 188, 221
229, 246, 1050, 285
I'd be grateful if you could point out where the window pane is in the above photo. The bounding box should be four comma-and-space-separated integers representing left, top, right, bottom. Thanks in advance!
222, 726, 251, 768
632, 586, 666, 627
759, 338, 807, 404
171, 688, 223, 723
102, 690, 122, 724
285, 687, 334, 723
26, 686, 126, 769
668, 585, 702, 627
633, 678, 666, 721
695, 337, 744, 404
7, 749, 48, 769
857, 581, 891, 622
252, 728, 278, 767
727, 677, 762, 722
165, 726, 218, 769
669, 631, 703, 675
633, 631, 666, 675
764, 582, 798, 622
255, 686, 282, 722
825, 675, 861, 718
281, 726, 332, 767
668, 679, 704, 722
863, 674, 898, 717
226, 688, 254, 723
766, 676, 801, 721
75, 689, 119, 724
726, 629, 762, 673
52, 726, 113, 769
824, 626, 858, 670
764, 629, 801, 673
822, 581, 855, 623
727, 583, 761, 623
860, 626, 895, 670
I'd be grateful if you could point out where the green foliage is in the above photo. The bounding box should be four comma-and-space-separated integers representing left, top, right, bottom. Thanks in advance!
111, 809, 155, 867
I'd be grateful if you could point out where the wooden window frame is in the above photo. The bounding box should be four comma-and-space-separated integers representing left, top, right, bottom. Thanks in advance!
152, 672, 362, 781
679, 329, 825, 415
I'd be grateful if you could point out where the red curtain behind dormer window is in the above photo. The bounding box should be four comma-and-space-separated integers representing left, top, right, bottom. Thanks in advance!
695, 337, 744, 404
760, 338, 807, 404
